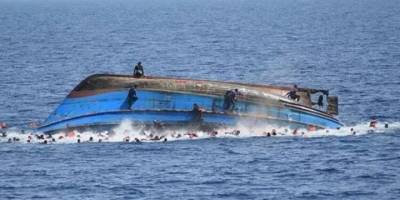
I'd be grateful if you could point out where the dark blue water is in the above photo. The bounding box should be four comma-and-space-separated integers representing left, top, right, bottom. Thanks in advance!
1, 0, 400, 199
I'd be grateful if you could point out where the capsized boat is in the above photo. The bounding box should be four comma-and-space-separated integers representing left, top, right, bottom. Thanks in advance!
37, 74, 342, 133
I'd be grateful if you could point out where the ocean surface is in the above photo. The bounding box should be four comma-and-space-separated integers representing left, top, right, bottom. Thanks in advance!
1, 0, 400, 199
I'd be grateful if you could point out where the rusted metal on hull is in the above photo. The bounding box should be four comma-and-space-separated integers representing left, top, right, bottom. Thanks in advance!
69, 74, 321, 109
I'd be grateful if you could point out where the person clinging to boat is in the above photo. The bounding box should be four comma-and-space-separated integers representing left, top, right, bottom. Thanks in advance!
286, 84, 300, 102
127, 85, 138, 110
223, 89, 242, 112
192, 103, 205, 122
133, 62, 144, 77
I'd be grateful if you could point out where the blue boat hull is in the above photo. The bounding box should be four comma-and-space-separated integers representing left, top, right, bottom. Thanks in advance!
38, 89, 342, 133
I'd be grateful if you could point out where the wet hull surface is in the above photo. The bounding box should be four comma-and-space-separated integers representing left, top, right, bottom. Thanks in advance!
38, 89, 342, 133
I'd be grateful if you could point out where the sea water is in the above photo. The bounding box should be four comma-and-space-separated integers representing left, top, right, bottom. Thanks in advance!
1, 0, 400, 199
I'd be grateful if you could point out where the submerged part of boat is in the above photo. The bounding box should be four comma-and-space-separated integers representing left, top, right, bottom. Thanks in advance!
37, 74, 342, 133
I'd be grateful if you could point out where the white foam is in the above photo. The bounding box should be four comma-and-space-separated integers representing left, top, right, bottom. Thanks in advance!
0, 121, 399, 144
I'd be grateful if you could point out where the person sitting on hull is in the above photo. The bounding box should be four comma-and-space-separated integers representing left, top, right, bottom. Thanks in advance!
127, 85, 138, 110
286, 84, 300, 102
133, 62, 144, 78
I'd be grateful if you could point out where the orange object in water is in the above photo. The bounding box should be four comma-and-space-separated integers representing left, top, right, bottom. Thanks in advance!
307, 125, 317, 132
66, 131, 75, 137
0, 122, 7, 129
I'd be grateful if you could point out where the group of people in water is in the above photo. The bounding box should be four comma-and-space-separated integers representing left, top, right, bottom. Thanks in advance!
0, 117, 391, 145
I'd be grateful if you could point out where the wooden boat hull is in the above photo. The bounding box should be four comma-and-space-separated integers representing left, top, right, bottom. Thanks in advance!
37, 75, 343, 133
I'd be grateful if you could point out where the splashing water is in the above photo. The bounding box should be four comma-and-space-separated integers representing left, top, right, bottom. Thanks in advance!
0, 120, 399, 144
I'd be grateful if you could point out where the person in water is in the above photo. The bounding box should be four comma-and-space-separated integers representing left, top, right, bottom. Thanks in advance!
0, 122, 7, 137
208, 131, 218, 137
0, 130, 6, 138
133, 62, 144, 77
153, 120, 163, 130
127, 85, 138, 110
369, 117, 377, 128
0, 122, 7, 129
350, 128, 356, 135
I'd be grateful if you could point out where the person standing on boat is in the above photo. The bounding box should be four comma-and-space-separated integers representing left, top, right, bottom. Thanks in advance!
317, 95, 324, 108
127, 85, 138, 110
313, 94, 324, 109
133, 62, 144, 77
